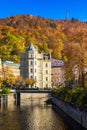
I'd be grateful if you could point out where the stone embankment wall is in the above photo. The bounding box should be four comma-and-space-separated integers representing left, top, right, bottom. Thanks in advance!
52, 96, 87, 129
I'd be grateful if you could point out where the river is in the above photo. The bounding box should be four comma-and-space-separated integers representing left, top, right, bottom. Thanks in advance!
0, 97, 70, 130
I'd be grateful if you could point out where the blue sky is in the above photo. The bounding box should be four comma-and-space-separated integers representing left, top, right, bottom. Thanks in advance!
0, 0, 87, 21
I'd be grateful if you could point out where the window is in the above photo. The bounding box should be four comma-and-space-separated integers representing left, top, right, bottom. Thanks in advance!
30, 68, 33, 73
30, 61, 33, 65
46, 84, 48, 88
35, 76, 37, 80
46, 77, 48, 81
31, 76, 33, 79
46, 63, 48, 67
46, 70, 48, 74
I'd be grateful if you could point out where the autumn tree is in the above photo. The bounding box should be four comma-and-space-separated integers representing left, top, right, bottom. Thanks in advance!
0, 33, 25, 63
30, 78, 37, 88
0, 45, 11, 61
0, 15, 87, 64
25, 78, 31, 87
15, 75, 24, 87
64, 41, 87, 88
38, 42, 49, 53
5, 73, 15, 87
5, 34, 25, 62
2, 66, 15, 87
25, 78, 36, 88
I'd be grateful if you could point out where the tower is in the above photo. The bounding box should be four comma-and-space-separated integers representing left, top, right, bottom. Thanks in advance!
26, 43, 37, 81
20, 43, 51, 88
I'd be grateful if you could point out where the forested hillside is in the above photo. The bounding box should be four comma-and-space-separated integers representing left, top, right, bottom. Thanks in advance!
0, 15, 87, 63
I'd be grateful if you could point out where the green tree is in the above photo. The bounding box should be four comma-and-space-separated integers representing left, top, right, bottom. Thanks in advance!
0, 45, 10, 61
4, 33, 25, 62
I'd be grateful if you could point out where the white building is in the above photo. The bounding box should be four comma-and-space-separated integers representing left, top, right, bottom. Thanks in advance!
20, 43, 51, 88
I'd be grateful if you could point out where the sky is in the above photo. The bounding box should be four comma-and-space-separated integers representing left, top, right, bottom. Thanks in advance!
0, 0, 87, 21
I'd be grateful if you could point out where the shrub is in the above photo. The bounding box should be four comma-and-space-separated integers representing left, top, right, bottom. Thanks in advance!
52, 87, 87, 107
1, 88, 10, 95
52, 87, 70, 100
76, 91, 87, 107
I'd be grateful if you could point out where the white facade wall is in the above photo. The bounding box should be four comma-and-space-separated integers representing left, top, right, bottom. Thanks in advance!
42, 61, 51, 88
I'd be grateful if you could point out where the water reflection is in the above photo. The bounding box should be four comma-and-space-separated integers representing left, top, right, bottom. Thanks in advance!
0, 98, 68, 130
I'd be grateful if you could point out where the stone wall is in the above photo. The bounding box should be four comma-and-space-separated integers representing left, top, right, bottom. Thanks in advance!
52, 96, 87, 129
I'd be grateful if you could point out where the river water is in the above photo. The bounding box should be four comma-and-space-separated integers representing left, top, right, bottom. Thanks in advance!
0, 97, 69, 130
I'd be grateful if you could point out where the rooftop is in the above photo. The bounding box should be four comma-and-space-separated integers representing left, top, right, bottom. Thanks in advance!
26, 43, 36, 51
51, 59, 64, 67
2, 61, 20, 67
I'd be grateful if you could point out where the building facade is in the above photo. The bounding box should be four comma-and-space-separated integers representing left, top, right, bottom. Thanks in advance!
51, 59, 64, 88
2, 61, 20, 79
20, 43, 51, 88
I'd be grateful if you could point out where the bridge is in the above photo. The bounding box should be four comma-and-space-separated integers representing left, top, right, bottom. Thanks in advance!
0, 89, 52, 107
10, 89, 52, 106
16, 89, 52, 93
16, 89, 52, 105
0, 89, 52, 93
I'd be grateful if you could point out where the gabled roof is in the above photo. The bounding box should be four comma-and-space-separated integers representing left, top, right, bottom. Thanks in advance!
51, 59, 64, 67
26, 43, 35, 51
